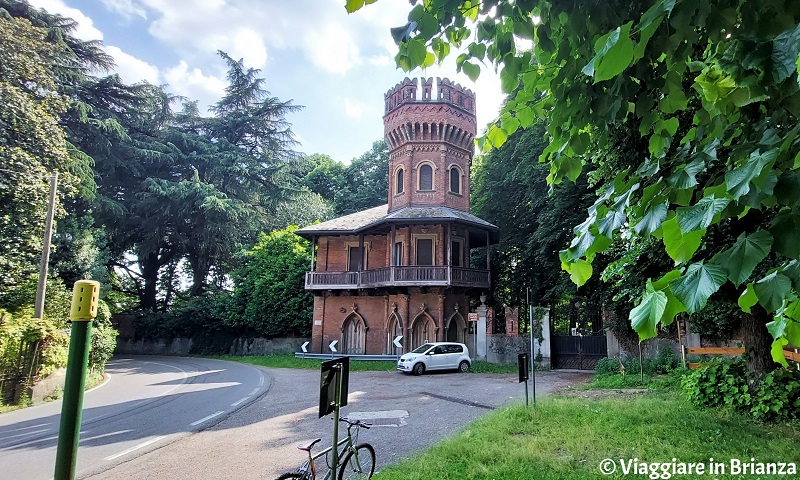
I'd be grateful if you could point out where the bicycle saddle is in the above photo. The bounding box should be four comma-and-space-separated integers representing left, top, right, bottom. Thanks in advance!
297, 438, 322, 451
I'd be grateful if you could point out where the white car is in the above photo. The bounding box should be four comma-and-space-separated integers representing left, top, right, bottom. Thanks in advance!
397, 342, 471, 375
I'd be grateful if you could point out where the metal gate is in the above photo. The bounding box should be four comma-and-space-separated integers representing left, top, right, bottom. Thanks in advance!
0, 338, 42, 405
550, 298, 607, 370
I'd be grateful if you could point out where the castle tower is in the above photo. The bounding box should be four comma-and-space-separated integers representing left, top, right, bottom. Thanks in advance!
383, 77, 477, 212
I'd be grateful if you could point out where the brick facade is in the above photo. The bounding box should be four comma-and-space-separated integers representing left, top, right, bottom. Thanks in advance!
300, 77, 493, 357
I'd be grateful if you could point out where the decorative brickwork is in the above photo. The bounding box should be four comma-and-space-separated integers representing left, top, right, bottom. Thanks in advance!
384, 78, 477, 213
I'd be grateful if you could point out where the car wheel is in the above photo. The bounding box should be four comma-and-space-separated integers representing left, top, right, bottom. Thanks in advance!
413, 363, 425, 375
458, 361, 470, 373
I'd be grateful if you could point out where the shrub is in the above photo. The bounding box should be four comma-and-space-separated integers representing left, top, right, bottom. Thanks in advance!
681, 359, 751, 410
594, 357, 620, 375
750, 368, 800, 421
681, 359, 800, 422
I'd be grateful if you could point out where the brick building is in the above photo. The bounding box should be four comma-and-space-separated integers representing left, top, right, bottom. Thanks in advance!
296, 77, 498, 355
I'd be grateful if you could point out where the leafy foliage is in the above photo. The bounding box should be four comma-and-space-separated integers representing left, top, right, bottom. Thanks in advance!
360, 0, 800, 372
682, 359, 800, 421
226, 227, 313, 337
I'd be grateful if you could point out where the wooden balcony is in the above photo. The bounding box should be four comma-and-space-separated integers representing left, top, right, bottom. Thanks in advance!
305, 266, 490, 290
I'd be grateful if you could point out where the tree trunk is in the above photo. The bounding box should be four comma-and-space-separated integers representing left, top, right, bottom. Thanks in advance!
743, 305, 777, 386
139, 252, 159, 311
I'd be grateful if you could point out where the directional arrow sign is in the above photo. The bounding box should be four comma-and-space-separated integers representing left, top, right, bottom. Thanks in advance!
393, 335, 403, 349
329, 340, 338, 353
301, 341, 309, 353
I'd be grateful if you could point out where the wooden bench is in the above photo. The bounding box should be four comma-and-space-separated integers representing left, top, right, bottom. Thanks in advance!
684, 346, 799, 369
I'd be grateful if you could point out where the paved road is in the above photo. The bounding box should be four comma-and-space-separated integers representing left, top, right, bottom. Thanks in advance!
83, 363, 591, 480
0, 356, 267, 480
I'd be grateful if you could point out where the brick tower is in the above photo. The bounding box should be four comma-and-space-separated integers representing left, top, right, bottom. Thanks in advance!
296, 78, 496, 357
383, 78, 477, 212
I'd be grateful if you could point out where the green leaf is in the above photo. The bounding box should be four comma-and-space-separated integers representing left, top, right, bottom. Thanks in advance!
676, 195, 730, 233
662, 217, 704, 263
725, 149, 778, 200
771, 336, 790, 367
633, 202, 667, 235
582, 23, 634, 82
669, 262, 727, 313
769, 212, 800, 260
629, 280, 668, 341
651, 270, 686, 323
345, 0, 366, 13
772, 24, 800, 83
406, 39, 428, 67
417, 13, 439, 40
597, 210, 626, 237
667, 158, 704, 189
713, 231, 773, 286
462, 61, 481, 81
486, 124, 508, 148
634, 0, 676, 60
739, 283, 758, 313
564, 259, 593, 286
754, 271, 791, 312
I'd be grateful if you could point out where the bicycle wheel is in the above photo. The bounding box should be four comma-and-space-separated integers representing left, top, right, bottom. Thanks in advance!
275, 472, 305, 480
337, 443, 376, 480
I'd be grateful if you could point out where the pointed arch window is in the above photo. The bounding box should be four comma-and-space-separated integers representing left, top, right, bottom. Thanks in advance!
418, 163, 433, 191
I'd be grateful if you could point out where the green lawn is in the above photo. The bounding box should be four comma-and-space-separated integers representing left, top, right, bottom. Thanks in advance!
373, 391, 800, 479
213, 354, 519, 374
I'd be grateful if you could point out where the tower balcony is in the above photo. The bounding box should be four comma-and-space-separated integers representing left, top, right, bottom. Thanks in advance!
305, 266, 490, 290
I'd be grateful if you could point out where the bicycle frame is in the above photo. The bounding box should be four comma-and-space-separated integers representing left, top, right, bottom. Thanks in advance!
295, 419, 369, 480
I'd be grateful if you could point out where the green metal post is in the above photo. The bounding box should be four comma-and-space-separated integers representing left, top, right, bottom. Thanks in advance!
53, 320, 93, 480
54, 280, 99, 480
330, 363, 342, 480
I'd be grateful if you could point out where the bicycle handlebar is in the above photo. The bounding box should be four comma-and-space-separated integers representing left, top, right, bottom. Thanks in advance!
339, 416, 371, 429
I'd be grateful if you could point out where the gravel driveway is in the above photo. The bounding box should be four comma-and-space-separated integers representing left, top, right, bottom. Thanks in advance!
86, 366, 591, 480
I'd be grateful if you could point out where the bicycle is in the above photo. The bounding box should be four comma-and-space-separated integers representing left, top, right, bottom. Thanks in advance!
276, 417, 376, 480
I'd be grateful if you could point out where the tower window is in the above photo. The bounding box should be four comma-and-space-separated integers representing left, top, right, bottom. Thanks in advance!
449, 167, 461, 194
396, 168, 404, 194
419, 164, 433, 191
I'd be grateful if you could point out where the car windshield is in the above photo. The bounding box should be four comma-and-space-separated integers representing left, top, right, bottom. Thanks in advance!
410, 344, 434, 354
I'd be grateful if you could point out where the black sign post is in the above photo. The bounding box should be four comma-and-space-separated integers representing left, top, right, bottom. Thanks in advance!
518, 352, 529, 407
319, 356, 349, 479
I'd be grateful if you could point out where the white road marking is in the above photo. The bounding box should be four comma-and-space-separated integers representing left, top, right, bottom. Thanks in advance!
190, 410, 225, 426
231, 397, 249, 407
258, 373, 265, 387
248, 387, 260, 396
104, 435, 168, 461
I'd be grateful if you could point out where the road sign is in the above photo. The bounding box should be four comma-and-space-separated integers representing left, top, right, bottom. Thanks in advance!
468, 313, 478, 322
329, 340, 338, 353
393, 336, 403, 349
301, 341, 309, 353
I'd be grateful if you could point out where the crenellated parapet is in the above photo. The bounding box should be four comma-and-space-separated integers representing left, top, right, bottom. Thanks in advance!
384, 77, 476, 115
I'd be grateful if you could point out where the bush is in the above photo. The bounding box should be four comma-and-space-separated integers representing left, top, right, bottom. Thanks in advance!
594, 357, 620, 375
681, 359, 800, 422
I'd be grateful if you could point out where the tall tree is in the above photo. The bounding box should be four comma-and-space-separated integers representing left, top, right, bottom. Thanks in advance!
472, 121, 595, 307
0, 13, 73, 290
354, 0, 800, 376
336, 140, 389, 215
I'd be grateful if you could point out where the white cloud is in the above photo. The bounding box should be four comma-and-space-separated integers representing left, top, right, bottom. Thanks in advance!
163, 61, 227, 111
343, 98, 365, 119
303, 23, 362, 75
229, 28, 268, 69
28, 0, 103, 40
100, 0, 147, 20
104, 46, 159, 84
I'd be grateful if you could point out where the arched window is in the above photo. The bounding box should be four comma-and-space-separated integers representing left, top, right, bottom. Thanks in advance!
411, 314, 435, 350
449, 166, 461, 194
342, 314, 366, 354
396, 168, 404, 194
419, 164, 433, 191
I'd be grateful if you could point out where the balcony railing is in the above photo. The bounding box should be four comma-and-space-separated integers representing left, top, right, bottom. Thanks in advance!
305, 266, 490, 290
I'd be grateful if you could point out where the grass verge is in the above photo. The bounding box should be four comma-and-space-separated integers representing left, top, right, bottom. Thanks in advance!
213, 354, 521, 374
373, 391, 800, 479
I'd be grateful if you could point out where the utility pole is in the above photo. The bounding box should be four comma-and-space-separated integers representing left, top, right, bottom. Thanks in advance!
34, 172, 58, 319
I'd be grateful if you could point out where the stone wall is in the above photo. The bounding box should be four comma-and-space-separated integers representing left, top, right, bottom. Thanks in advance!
115, 336, 308, 356
485, 334, 552, 368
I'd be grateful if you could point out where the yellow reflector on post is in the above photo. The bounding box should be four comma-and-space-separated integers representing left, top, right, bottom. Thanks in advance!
70, 280, 100, 321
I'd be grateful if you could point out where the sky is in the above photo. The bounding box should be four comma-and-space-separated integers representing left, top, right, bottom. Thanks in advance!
28, 0, 505, 164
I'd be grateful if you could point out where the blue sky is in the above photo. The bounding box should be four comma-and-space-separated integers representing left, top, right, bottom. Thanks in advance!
30, 0, 504, 164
